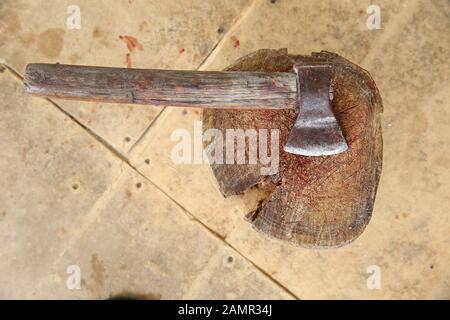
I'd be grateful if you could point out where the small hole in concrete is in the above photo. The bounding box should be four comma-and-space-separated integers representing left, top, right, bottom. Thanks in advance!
136, 182, 142, 189
430, 265, 434, 269
124, 137, 131, 143
145, 159, 151, 165
227, 256, 234, 263
217, 26, 225, 34
270, 0, 277, 4
72, 184, 79, 190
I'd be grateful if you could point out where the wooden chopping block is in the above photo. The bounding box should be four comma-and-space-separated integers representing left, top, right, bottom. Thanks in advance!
203, 49, 383, 248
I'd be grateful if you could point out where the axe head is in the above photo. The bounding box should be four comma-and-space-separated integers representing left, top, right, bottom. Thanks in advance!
284, 64, 348, 156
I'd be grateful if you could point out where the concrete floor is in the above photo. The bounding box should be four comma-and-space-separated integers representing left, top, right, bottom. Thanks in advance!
0, 0, 449, 299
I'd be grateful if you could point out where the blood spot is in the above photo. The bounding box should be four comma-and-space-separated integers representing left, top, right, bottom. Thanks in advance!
231, 36, 240, 49
119, 35, 143, 52
125, 53, 132, 68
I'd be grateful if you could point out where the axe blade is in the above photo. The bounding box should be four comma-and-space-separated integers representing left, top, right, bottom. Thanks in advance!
284, 64, 348, 156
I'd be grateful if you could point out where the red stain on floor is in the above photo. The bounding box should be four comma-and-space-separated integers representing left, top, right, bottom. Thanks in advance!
126, 53, 132, 68
119, 35, 143, 52
231, 36, 240, 49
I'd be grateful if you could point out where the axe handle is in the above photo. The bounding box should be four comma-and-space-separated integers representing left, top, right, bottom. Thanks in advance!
24, 64, 298, 110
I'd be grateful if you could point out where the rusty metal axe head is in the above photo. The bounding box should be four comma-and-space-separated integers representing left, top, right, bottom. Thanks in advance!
284, 64, 348, 156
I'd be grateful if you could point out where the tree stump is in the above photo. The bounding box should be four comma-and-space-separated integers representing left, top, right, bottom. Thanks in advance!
203, 49, 383, 248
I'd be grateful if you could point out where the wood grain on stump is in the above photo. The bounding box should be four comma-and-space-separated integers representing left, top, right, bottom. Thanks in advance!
203, 49, 383, 248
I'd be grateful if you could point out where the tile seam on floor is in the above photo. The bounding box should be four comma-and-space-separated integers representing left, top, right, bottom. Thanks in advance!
126, 106, 166, 156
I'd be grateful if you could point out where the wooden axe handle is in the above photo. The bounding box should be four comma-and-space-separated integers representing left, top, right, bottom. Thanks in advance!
24, 64, 298, 110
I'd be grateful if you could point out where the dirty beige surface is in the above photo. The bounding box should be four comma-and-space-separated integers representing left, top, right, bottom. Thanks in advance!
1, 0, 449, 299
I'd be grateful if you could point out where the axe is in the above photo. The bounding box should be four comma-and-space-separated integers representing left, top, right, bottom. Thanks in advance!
23, 63, 348, 156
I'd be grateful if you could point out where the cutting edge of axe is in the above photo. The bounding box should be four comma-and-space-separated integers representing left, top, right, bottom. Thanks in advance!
23, 63, 348, 157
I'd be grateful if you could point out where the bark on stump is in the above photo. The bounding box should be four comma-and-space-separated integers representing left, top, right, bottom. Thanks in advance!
203, 49, 383, 248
